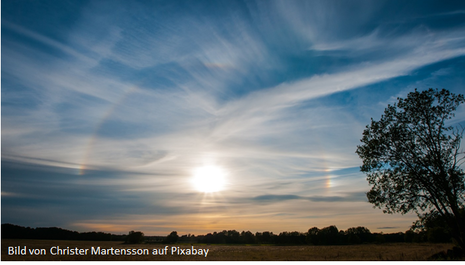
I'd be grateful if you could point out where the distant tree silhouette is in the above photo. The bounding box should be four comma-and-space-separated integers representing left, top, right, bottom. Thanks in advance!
274, 231, 305, 245
317, 225, 341, 245
404, 230, 416, 243
256, 231, 274, 244
125, 231, 144, 244
1, 224, 35, 239
345, 226, 373, 244
1, 223, 125, 241
356, 88, 465, 250
241, 231, 256, 244
226, 230, 240, 243
306, 227, 320, 245
380, 232, 405, 243
164, 231, 179, 243
4, 223, 437, 246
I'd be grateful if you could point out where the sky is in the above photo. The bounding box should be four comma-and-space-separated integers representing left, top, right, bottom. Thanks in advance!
2, 0, 465, 236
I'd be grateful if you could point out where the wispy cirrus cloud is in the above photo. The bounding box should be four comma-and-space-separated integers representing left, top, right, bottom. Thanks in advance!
252, 192, 367, 203
2, 0, 465, 235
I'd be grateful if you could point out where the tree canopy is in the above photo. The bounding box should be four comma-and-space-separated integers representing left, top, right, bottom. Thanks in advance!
164, 231, 179, 243
125, 231, 144, 244
356, 88, 465, 249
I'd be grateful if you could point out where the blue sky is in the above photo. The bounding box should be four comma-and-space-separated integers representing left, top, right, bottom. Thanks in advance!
2, 0, 465, 235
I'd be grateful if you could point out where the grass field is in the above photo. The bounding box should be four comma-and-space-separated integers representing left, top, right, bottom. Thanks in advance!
1, 239, 457, 261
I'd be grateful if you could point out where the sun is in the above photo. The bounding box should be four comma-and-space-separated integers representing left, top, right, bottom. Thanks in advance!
191, 165, 227, 193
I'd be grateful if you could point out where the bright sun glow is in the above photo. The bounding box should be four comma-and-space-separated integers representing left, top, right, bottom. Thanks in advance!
191, 165, 227, 193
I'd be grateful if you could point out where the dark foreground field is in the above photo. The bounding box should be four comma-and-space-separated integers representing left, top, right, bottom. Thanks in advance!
1, 239, 457, 261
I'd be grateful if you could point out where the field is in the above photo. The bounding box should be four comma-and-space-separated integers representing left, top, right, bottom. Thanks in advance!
1, 239, 457, 261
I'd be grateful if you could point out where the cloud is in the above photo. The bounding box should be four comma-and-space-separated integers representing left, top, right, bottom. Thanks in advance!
377, 227, 399, 230
2, 21, 96, 64
2, 0, 465, 234
4, 13, 465, 193
251, 192, 367, 204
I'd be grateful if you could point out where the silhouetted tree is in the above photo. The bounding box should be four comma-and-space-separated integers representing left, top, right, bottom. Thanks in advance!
125, 231, 144, 244
241, 230, 256, 244
201, 233, 214, 243
356, 88, 465, 249
2, 224, 36, 239
345, 226, 373, 244
404, 230, 416, 243
226, 230, 240, 243
306, 227, 320, 245
1, 224, 128, 241
411, 209, 465, 243
317, 225, 341, 245
275, 231, 306, 245
165, 231, 179, 243
256, 231, 274, 244
382, 232, 405, 243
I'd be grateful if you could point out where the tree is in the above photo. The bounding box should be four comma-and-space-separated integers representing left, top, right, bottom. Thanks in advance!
241, 230, 256, 244
317, 225, 341, 245
345, 226, 372, 244
306, 227, 320, 245
356, 88, 465, 249
125, 231, 144, 244
165, 231, 179, 243
411, 209, 465, 243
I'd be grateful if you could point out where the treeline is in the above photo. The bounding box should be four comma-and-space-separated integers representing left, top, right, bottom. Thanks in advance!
1, 223, 126, 241
3, 222, 454, 246
190, 226, 405, 245
174, 225, 454, 245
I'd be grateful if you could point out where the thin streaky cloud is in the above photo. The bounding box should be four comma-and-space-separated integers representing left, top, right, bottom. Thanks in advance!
2, 0, 465, 235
